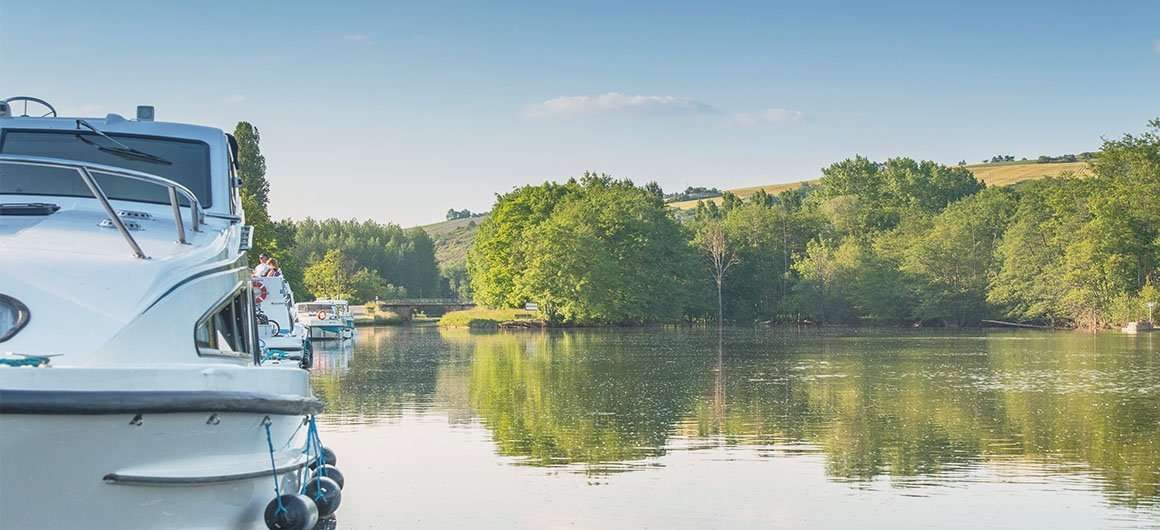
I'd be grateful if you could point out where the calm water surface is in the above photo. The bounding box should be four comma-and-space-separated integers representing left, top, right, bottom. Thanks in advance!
310, 326, 1160, 529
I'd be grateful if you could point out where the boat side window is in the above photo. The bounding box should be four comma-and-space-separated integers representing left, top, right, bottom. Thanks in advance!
195, 287, 255, 358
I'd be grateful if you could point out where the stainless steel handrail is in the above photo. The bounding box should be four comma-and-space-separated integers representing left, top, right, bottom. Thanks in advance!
0, 154, 205, 259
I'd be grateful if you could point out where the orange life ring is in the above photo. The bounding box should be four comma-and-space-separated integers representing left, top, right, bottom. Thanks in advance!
317, 311, 328, 320
252, 280, 268, 303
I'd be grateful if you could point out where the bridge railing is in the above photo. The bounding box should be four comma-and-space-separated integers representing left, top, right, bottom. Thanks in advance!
373, 298, 473, 306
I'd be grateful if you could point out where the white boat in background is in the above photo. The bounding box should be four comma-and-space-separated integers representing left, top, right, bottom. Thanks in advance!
296, 299, 355, 341
253, 275, 312, 366
0, 97, 340, 529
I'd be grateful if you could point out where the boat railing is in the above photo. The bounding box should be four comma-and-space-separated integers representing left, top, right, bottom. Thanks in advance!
0, 154, 204, 259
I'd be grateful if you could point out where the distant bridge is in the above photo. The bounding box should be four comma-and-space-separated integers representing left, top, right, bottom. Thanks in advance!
368, 298, 475, 318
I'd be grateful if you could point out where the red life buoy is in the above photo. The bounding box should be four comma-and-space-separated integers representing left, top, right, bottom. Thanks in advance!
317, 311, 328, 320
252, 280, 268, 304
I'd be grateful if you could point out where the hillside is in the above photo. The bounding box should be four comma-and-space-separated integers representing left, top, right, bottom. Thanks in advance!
965, 160, 1090, 186
418, 160, 1092, 269
420, 215, 487, 270
668, 160, 1091, 210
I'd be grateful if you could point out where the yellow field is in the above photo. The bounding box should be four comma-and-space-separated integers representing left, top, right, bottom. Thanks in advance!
964, 161, 1090, 186
668, 180, 816, 209
667, 161, 1092, 210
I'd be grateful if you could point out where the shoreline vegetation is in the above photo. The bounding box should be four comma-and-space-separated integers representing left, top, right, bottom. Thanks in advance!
236, 119, 1159, 332
465, 119, 1160, 331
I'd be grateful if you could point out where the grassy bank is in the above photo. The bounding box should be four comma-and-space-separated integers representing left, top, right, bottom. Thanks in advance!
439, 307, 545, 329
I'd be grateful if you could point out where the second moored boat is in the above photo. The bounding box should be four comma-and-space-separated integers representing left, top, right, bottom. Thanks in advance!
296, 299, 355, 341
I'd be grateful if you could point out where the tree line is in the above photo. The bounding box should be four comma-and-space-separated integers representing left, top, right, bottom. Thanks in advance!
983, 152, 1097, 164
468, 119, 1160, 328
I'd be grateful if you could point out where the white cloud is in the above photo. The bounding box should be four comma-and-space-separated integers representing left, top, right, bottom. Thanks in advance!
343, 34, 371, 43
524, 92, 716, 118
733, 108, 804, 125
223, 95, 247, 104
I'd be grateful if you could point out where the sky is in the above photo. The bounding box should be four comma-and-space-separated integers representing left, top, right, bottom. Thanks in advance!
2, 0, 1158, 226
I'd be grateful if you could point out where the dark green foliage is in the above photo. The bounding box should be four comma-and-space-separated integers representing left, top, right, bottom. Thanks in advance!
446, 208, 478, 221
664, 186, 722, 202
288, 218, 440, 302
440, 263, 472, 301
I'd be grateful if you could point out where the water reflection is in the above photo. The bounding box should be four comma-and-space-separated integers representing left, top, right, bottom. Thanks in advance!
313, 326, 1160, 509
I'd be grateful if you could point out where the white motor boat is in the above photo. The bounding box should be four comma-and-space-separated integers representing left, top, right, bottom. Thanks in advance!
0, 97, 342, 529
253, 275, 313, 366
296, 299, 354, 341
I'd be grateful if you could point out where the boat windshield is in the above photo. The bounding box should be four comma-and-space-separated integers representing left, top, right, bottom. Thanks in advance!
0, 129, 212, 206
299, 304, 336, 314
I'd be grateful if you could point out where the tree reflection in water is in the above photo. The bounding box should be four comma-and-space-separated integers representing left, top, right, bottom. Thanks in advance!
313, 327, 1160, 506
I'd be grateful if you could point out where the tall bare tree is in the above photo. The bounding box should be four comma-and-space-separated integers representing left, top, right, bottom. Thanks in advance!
698, 221, 739, 330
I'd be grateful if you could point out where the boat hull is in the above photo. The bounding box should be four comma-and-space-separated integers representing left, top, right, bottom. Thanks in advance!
305, 323, 352, 341
0, 367, 319, 530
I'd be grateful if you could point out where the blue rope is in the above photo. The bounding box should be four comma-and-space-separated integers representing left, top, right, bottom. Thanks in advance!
298, 415, 327, 500
310, 416, 325, 498
298, 421, 313, 495
263, 418, 288, 515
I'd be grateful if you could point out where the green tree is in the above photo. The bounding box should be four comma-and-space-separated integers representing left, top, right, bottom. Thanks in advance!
303, 249, 405, 304
468, 181, 576, 308
303, 249, 354, 301
988, 180, 1081, 324
470, 173, 695, 324
812, 156, 983, 236
903, 188, 1016, 325
233, 123, 277, 265
289, 218, 439, 299
989, 119, 1159, 328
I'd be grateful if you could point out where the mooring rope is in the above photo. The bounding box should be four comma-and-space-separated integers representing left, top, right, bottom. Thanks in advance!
299, 415, 326, 500
262, 417, 288, 515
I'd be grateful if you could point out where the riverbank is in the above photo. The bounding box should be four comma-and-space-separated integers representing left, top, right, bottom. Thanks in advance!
438, 307, 546, 329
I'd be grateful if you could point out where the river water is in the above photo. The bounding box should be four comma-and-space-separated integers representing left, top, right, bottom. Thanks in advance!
310, 326, 1160, 529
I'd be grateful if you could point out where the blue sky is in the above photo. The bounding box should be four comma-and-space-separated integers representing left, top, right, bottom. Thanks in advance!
3, 0, 1158, 226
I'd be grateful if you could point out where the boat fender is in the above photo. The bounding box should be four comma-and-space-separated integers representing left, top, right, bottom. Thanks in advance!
304, 476, 342, 517
309, 446, 337, 469
263, 494, 318, 530
312, 465, 344, 489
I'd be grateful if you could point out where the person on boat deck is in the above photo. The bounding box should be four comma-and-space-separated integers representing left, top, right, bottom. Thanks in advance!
263, 258, 282, 277
253, 254, 271, 277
